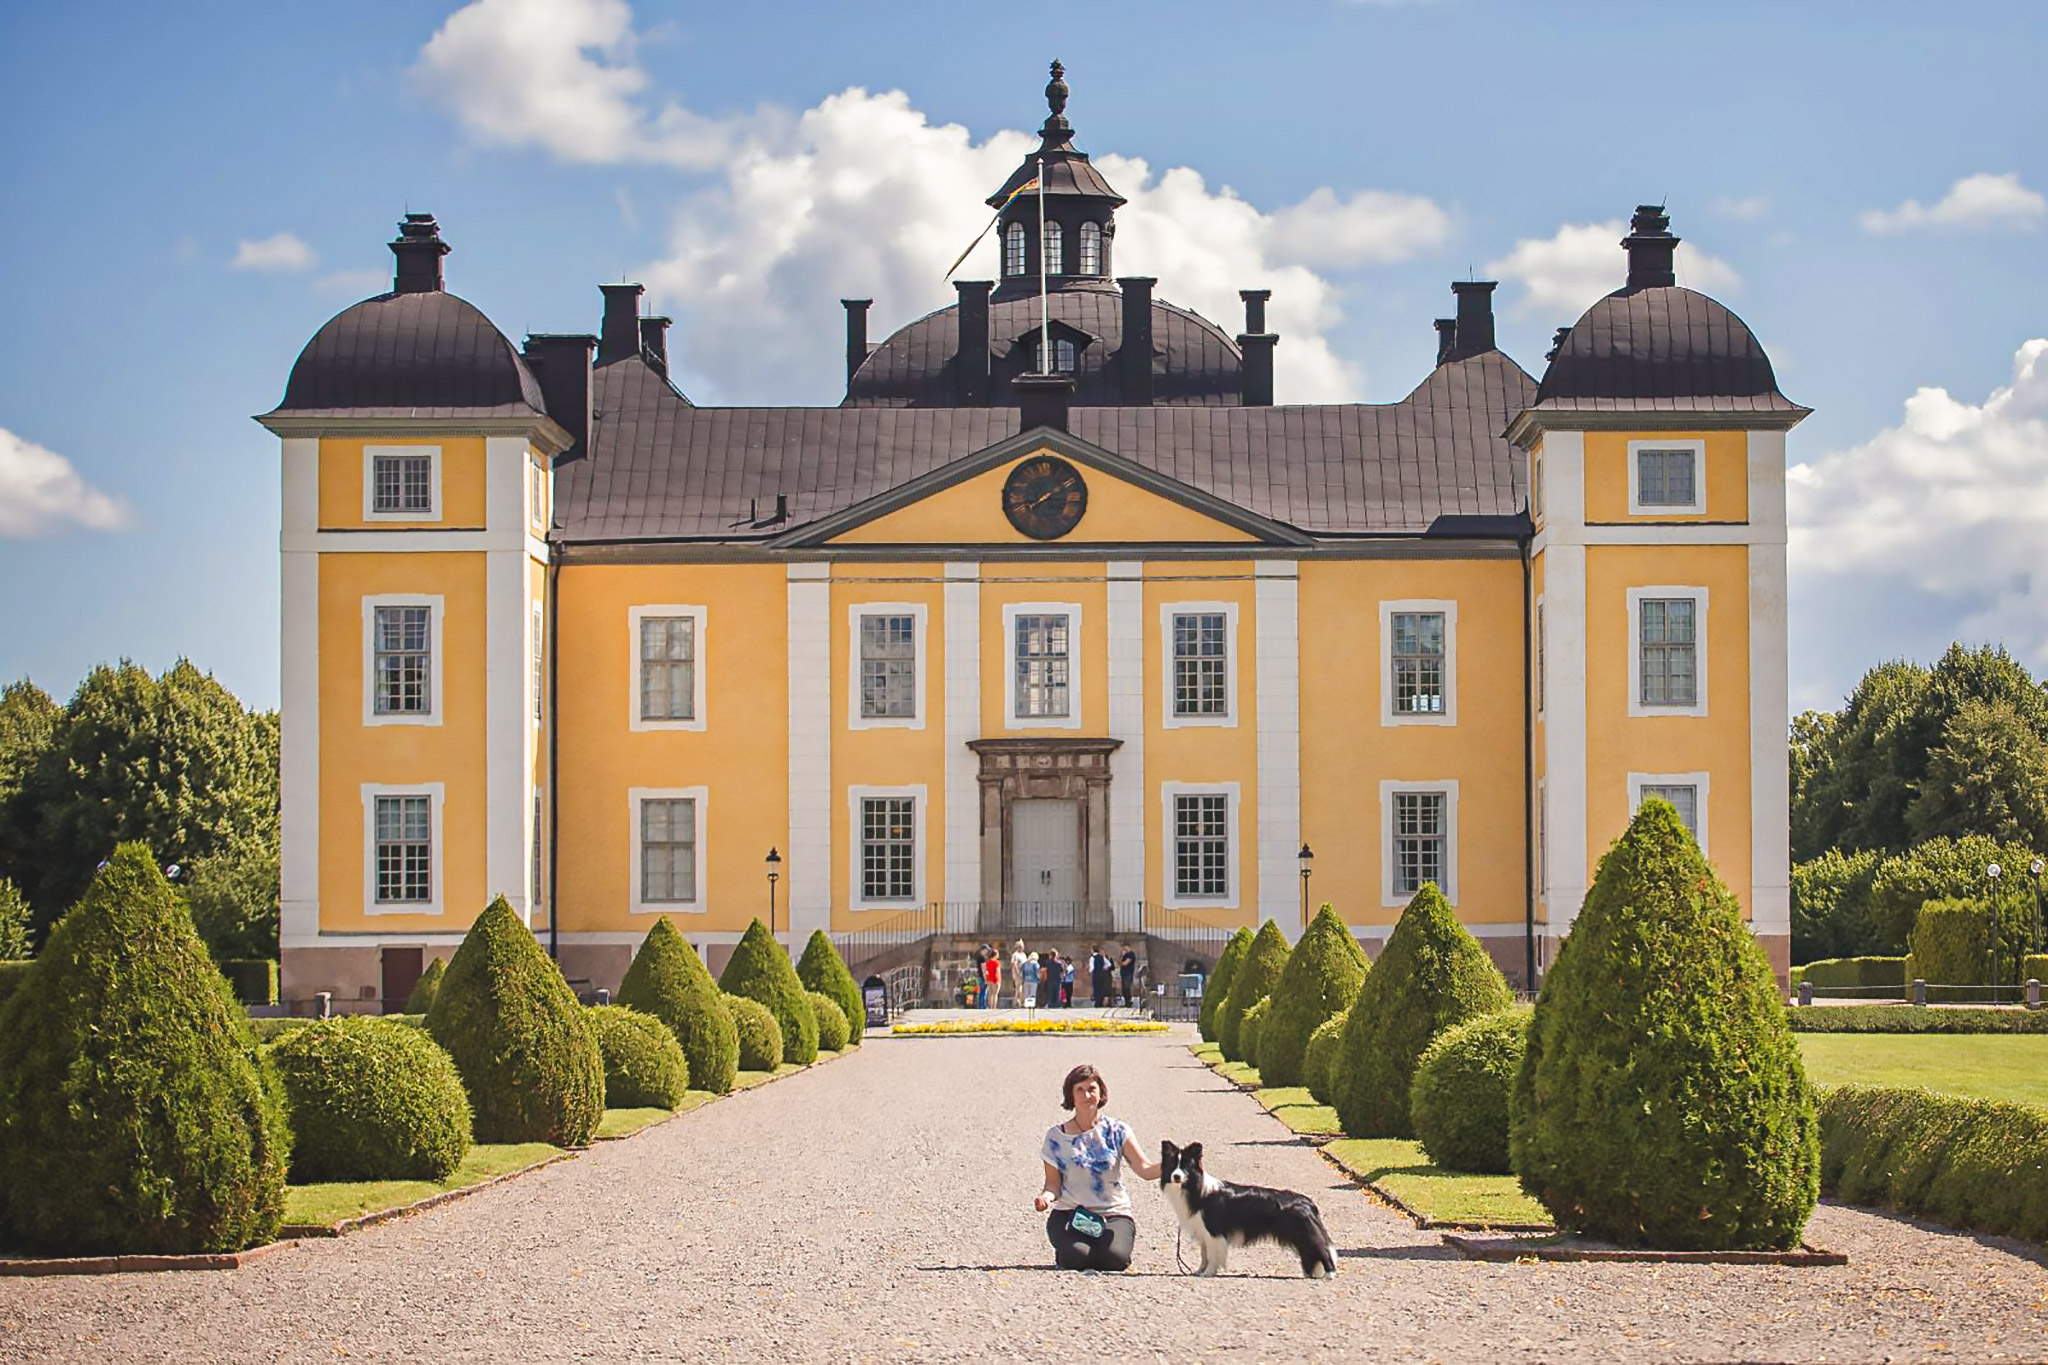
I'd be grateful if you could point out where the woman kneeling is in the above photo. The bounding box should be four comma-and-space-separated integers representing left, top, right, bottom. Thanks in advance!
1034, 1063, 1161, 1271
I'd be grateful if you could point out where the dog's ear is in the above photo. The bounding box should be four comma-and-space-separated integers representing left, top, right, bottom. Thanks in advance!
1160, 1139, 1179, 1167
1183, 1142, 1202, 1165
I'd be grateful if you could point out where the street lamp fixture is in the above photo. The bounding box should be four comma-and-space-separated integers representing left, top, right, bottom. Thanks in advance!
1297, 843, 1314, 924
1988, 862, 2003, 1004
766, 847, 782, 937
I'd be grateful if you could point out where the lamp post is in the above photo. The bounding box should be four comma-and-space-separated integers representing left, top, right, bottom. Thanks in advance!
1297, 843, 1314, 926
1988, 862, 2003, 1004
2032, 859, 2046, 963
766, 847, 782, 938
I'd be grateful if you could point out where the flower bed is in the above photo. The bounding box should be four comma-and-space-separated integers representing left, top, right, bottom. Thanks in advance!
890, 1018, 1168, 1036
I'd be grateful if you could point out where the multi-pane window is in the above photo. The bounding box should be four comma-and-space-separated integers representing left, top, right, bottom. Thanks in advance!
640, 798, 697, 903
371, 453, 432, 515
1535, 602, 1546, 713
639, 616, 696, 721
1391, 791, 1446, 896
1639, 598, 1698, 706
373, 795, 432, 904
1391, 611, 1446, 715
1004, 222, 1026, 276
532, 608, 544, 721
1042, 220, 1064, 275
1078, 222, 1103, 275
861, 796, 917, 901
373, 606, 432, 714
1014, 613, 1071, 718
1171, 612, 1230, 718
1636, 448, 1697, 508
1641, 783, 1699, 838
531, 788, 544, 910
530, 456, 547, 528
1033, 337, 1077, 373
859, 614, 917, 720
1173, 794, 1230, 899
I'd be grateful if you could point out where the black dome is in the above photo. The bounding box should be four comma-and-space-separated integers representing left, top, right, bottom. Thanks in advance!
277, 290, 547, 415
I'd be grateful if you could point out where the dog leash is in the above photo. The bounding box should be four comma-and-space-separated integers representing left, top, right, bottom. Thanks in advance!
1174, 1224, 1197, 1275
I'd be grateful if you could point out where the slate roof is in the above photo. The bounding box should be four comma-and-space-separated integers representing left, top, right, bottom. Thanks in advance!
846, 285, 1243, 408
269, 290, 548, 419
1535, 286, 1805, 414
559, 349, 1536, 544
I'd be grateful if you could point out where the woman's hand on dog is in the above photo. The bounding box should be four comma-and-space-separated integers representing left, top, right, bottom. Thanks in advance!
1034, 1190, 1052, 1212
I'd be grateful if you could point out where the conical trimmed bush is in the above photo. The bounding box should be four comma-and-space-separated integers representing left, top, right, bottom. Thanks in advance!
403, 956, 445, 1015
1200, 927, 1254, 1043
426, 896, 604, 1146
616, 917, 739, 1096
0, 843, 289, 1254
1512, 799, 1820, 1250
1258, 904, 1369, 1086
1333, 883, 1511, 1138
1218, 921, 1290, 1063
797, 929, 864, 1046
719, 919, 817, 1065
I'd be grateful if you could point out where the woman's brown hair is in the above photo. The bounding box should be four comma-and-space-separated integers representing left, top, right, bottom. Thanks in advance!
1061, 1063, 1108, 1110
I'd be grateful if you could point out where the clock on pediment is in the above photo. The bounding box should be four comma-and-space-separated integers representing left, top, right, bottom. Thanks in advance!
1001, 455, 1088, 540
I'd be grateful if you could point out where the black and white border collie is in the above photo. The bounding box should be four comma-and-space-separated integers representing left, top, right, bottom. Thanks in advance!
1158, 1140, 1336, 1278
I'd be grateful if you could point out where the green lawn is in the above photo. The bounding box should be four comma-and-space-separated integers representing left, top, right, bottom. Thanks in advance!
1323, 1138, 1549, 1228
1252, 1085, 1343, 1136
594, 1095, 723, 1140
282, 1143, 561, 1229
1797, 1033, 2048, 1106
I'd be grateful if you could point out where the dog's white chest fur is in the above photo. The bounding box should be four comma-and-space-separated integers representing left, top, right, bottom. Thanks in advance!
1164, 1175, 1235, 1276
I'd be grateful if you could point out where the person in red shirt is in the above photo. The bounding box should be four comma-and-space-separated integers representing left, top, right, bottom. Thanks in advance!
982, 948, 1002, 1008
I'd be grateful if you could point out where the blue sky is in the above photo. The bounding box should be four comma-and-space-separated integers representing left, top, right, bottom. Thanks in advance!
3, 0, 2046, 714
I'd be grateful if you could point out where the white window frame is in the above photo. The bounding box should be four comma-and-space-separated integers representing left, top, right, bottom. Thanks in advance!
1042, 219, 1064, 275
361, 594, 445, 728
1004, 221, 1026, 277
1627, 438, 1705, 516
1379, 778, 1459, 908
629, 605, 708, 733
361, 782, 445, 916
1003, 601, 1084, 730
1380, 599, 1458, 727
1536, 777, 1547, 896
1078, 221, 1103, 275
531, 603, 544, 725
1160, 601, 1240, 729
1629, 771, 1712, 859
848, 784, 926, 910
629, 786, 708, 914
363, 445, 442, 522
530, 454, 548, 532
1532, 452, 1543, 520
1160, 781, 1241, 910
848, 602, 929, 731
1534, 595, 1546, 720
1626, 586, 1709, 718
532, 787, 545, 912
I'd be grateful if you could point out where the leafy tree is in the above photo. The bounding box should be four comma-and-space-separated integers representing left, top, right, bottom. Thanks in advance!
0, 680, 58, 899
1906, 698, 2048, 851
182, 827, 280, 964
1866, 835, 2043, 956
0, 876, 29, 959
1258, 905, 1368, 1087
1792, 659, 1927, 859
1790, 848, 1880, 963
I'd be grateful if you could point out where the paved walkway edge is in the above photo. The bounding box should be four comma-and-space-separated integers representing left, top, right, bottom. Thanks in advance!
1444, 1232, 1849, 1266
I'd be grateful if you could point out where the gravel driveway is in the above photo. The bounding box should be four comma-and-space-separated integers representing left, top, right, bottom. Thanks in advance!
2, 1028, 2044, 1362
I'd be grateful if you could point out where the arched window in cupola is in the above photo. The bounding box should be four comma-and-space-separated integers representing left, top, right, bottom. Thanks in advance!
1078, 222, 1102, 275
1042, 220, 1064, 275
1004, 222, 1027, 277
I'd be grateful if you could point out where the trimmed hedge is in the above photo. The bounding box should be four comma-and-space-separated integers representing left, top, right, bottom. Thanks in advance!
0, 843, 289, 1254
1790, 956, 1905, 992
271, 1017, 471, 1182
808, 990, 850, 1053
797, 931, 864, 1046
425, 896, 605, 1147
404, 957, 446, 1015
1258, 904, 1368, 1087
1820, 1085, 2048, 1242
1199, 927, 1254, 1044
1218, 922, 1290, 1063
719, 919, 818, 1066
1334, 883, 1512, 1139
724, 992, 783, 1072
2031, 954, 2048, 983
587, 1005, 690, 1110
1239, 996, 1271, 1071
1303, 1015, 1345, 1107
616, 917, 739, 1096
1906, 896, 2035, 995
1788, 1004, 2048, 1033
0, 960, 31, 1011
1513, 800, 1818, 1251
221, 959, 278, 1007
1411, 1010, 1527, 1174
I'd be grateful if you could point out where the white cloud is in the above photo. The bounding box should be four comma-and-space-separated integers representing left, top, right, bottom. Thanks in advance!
1861, 172, 2046, 233
0, 428, 130, 537
231, 232, 317, 273
1485, 219, 1741, 320
1264, 187, 1451, 268
1789, 338, 2048, 683
1711, 195, 1770, 221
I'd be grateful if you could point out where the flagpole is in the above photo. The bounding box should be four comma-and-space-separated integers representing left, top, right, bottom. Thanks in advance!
1037, 157, 1049, 373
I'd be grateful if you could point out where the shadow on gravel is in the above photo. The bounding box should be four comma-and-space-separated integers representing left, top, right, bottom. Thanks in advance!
1230, 1137, 1315, 1147
915, 1264, 1191, 1278
1336, 1244, 1462, 1262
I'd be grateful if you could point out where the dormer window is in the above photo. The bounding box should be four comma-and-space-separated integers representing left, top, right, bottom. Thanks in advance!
1032, 337, 1078, 373
1042, 221, 1064, 275
1004, 222, 1026, 277
1078, 222, 1102, 275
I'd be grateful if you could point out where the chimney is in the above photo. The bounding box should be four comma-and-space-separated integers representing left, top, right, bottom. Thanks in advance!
1013, 372, 1074, 431
1117, 276, 1156, 404
389, 213, 450, 295
1622, 204, 1678, 290
954, 282, 992, 405
598, 283, 644, 365
1448, 281, 1497, 360
638, 316, 671, 374
1434, 318, 1458, 366
1237, 289, 1276, 407
1545, 325, 1574, 362
522, 334, 596, 461
843, 299, 872, 388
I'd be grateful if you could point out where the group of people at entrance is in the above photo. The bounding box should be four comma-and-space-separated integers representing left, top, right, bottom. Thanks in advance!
969, 942, 1138, 1009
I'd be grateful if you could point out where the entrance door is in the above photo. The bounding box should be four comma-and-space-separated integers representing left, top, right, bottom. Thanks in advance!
1011, 798, 1081, 927
381, 946, 424, 1015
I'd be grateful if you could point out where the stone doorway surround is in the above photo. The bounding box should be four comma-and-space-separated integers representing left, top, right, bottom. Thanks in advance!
966, 737, 1122, 908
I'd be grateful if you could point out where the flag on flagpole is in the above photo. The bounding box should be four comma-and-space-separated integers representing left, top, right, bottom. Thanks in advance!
941, 178, 1040, 281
